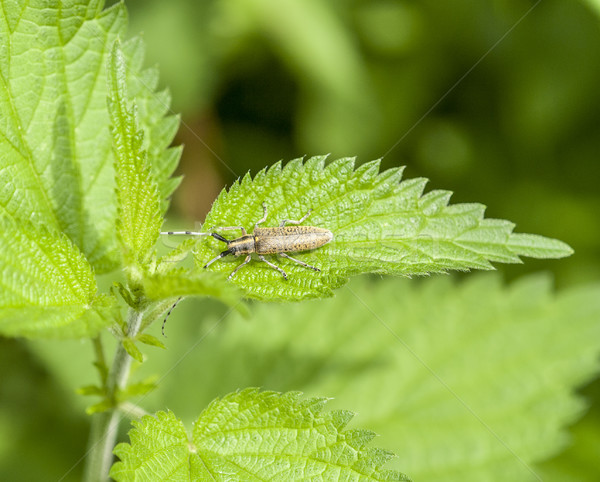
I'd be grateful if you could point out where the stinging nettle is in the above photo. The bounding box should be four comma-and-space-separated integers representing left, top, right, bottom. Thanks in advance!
162, 202, 333, 280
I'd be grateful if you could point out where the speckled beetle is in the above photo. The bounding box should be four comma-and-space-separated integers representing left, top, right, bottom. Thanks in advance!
159, 203, 332, 335
164, 203, 332, 279
168, 203, 333, 280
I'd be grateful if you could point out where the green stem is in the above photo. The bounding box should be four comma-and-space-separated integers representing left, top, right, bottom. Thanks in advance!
92, 336, 108, 385
83, 307, 144, 482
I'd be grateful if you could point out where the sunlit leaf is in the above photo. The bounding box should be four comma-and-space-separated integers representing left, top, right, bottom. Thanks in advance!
154, 274, 600, 480
111, 389, 410, 481
0, 0, 180, 274
108, 41, 162, 269
0, 216, 116, 338
188, 157, 572, 300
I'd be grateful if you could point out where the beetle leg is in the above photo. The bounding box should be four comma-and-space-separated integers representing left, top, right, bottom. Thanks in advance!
210, 225, 247, 236
280, 208, 312, 227
228, 255, 252, 279
255, 202, 269, 229
258, 255, 288, 280
279, 252, 320, 272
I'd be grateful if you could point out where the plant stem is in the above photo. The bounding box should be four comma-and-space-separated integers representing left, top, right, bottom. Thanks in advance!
92, 336, 108, 385
83, 307, 144, 482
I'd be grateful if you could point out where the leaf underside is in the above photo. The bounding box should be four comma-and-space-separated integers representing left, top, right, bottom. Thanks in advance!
142, 269, 244, 314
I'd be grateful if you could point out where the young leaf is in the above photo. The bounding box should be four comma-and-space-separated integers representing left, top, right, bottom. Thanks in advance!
0, 216, 116, 338
76, 385, 105, 397
136, 334, 166, 350
0, 1, 180, 274
122, 339, 144, 364
110, 389, 410, 481
117, 378, 158, 401
108, 41, 162, 269
86, 399, 114, 416
192, 156, 572, 300
148, 239, 249, 321
154, 275, 600, 480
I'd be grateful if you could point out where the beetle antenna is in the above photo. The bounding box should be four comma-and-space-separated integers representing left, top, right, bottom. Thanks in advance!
160, 231, 210, 236
210, 232, 229, 244
162, 296, 182, 337
204, 250, 232, 268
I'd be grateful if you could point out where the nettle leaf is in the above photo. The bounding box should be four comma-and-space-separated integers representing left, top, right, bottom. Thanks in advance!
167, 275, 600, 481
143, 269, 244, 314
108, 41, 161, 269
192, 156, 572, 300
122, 338, 144, 363
110, 389, 410, 481
0, 0, 180, 274
0, 216, 117, 338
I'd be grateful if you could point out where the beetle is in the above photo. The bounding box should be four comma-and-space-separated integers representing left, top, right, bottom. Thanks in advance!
164, 202, 333, 280
206, 202, 332, 279
159, 203, 332, 335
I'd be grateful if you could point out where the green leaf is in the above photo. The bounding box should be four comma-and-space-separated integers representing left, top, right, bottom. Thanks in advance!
506, 233, 575, 258
110, 389, 410, 481
0, 1, 180, 274
155, 274, 600, 481
122, 339, 144, 364
191, 156, 572, 300
136, 334, 166, 350
86, 399, 114, 416
142, 269, 245, 315
108, 41, 162, 269
117, 378, 158, 401
0, 215, 116, 338
157, 236, 198, 267
76, 385, 105, 397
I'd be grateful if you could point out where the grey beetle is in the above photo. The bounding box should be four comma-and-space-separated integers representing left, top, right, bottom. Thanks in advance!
160, 203, 332, 335
164, 202, 333, 280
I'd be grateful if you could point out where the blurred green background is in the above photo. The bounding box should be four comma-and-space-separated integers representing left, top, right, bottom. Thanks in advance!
2, 0, 600, 479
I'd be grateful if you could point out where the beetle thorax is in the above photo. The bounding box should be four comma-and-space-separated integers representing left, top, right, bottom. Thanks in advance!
228, 234, 256, 255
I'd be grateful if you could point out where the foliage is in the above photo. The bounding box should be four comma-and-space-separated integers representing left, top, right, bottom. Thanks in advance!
111, 389, 410, 481
0, 216, 117, 338
0, 1, 596, 482
135, 275, 600, 481
108, 41, 162, 272
196, 157, 571, 300
0, 0, 238, 340
0, 0, 179, 274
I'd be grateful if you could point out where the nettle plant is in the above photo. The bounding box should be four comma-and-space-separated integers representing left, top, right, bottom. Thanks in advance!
2, 2, 599, 482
